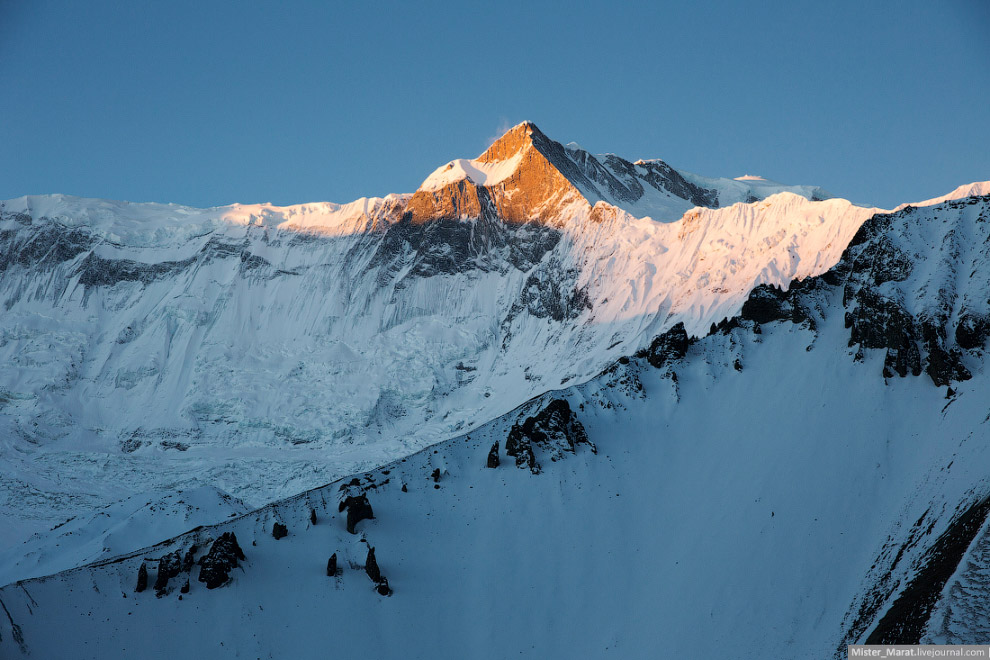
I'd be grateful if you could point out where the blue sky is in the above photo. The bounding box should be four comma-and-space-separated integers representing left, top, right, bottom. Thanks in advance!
1, 0, 987, 208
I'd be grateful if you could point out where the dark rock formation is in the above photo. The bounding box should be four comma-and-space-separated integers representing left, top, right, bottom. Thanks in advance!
180, 579, 190, 594
740, 283, 809, 326
310, 509, 318, 525
376, 577, 392, 596
740, 285, 790, 325
505, 398, 594, 474
338, 494, 375, 534
181, 545, 197, 572
486, 440, 500, 468
431, 468, 442, 483
505, 427, 539, 473
866, 495, 990, 644
154, 550, 183, 596
327, 553, 337, 577
135, 562, 148, 593
956, 312, 990, 350
735, 198, 990, 388
365, 546, 382, 583
646, 322, 689, 369
920, 319, 971, 386
272, 522, 288, 540
197, 532, 246, 589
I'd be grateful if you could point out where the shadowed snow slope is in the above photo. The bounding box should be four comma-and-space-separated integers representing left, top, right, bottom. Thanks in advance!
1, 195, 988, 659
0, 487, 248, 586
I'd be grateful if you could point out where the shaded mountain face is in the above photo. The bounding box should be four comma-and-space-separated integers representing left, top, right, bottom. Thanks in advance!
2, 193, 988, 659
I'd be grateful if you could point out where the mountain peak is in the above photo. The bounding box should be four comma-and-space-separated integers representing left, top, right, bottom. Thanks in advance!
406, 121, 586, 225
477, 121, 545, 163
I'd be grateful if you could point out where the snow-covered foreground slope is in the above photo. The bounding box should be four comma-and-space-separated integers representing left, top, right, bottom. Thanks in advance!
0, 123, 899, 551
1, 195, 988, 659
0, 487, 248, 587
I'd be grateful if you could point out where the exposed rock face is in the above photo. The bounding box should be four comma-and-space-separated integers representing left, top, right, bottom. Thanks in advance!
310, 509, 317, 525
486, 441, 500, 468
154, 550, 183, 596
77, 253, 195, 289
646, 322, 690, 369
740, 286, 807, 326
338, 495, 374, 534
565, 145, 718, 209
326, 553, 337, 577
197, 532, 245, 589
513, 260, 592, 322
369, 210, 562, 279
363, 547, 392, 596
956, 312, 990, 350
179, 579, 190, 594
736, 196, 990, 387
407, 123, 589, 226
272, 522, 288, 540
365, 546, 382, 584
864, 496, 990, 645
135, 562, 148, 593
505, 399, 594, 474
376, 577, 392, 596
505, 431, 539, 473
0, 224, 92, 274
181, 545, 197, 572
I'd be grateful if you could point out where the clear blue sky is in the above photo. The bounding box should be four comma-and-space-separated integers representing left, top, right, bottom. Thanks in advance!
2, 0, 987, 209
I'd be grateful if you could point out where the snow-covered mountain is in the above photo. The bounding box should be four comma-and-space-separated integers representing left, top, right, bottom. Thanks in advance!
1, 192, 988, 658
0, 123, 885, 549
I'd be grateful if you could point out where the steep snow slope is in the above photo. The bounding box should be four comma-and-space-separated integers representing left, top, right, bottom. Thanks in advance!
1, 195, 987, 659
0, 123, 897, 547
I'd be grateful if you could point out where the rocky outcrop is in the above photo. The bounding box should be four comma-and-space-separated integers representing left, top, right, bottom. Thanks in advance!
364, 546, 391, 596
646, 322, 690, 369
197, 532, 245, 589
955, 312, 990, 350
505, 399, 594, 474
338, 495, 374, 534
486, 441, 500, 468
272, 522, 288, 540
135, 562, 148, 593
181, 545, 197, 572
327, 553, 337, 577
736, 197, 990, 387
740, 285, 808, 326
154, 550, 183, 596
365, 546, 382, 583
